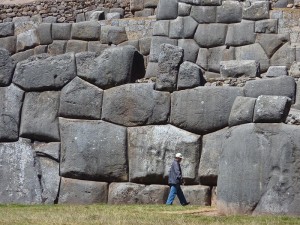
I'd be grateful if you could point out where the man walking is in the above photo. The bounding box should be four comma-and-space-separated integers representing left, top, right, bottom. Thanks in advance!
166, 153, 190, 206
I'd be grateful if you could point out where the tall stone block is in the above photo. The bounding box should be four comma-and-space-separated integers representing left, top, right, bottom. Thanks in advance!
128, 125, 201, 184
0, 48, 16, 86
0, 84, 24, 141
156, 0, 178, 20
59, 118, 128, 182
20, 91, 60, 142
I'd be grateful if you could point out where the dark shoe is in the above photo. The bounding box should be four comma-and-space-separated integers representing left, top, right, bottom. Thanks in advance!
182, 202, 190, 206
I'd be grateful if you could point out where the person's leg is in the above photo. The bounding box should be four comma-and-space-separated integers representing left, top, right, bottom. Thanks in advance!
176, 184, 188, 205
166, 185, 177, 205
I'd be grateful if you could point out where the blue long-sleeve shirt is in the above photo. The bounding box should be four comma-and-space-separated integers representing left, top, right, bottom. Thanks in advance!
168, 160, 182, 184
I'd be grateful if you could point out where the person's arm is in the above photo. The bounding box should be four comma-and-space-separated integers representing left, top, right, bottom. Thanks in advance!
173, 161, 182, 183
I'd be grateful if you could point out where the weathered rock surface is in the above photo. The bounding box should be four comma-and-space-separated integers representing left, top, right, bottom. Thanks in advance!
71, 21, 101, 41
220, 60, 259, 78
190, 6, 216, 24
0, 84, 24, 141
47, 40, 67, 55
242, 1, 269, 21
13, 53, 76, 91
170, 87, 243, 134
59, 118, 127, 182
0, 48, 16, 86
36, 157, 60, 204
102, 83, 170, 126
218, 123, 300, 215
228, 96, 256, 127
174, 185, 211, 205
244, 76, 296, 102
152, 20, 169, 36
149, 36, 178, 62
178, 39, 199, 63
108, 182, 145, 204
59, 77, 103, 119
256, 34, 289, 58
270, 42, 294, 68
107, 27, 128, 45
137, 185, 170, 204
253, 95, 291, 123
52, 23, 72, 40
177, 61, 204, 90
194, 24, 227, 48
0, 22, 14, 37
225, 20, 256, 46
178, 2, 192, 16
128, 125, 200, 184
16, 29, 39, 52
289, 62, 300, 78
199, 127, 229, 186
59, 178, 108, 204
266, 66, 288, 77
157, 44, 183, 91
0, 36, 17, 55
255, 19, 278, 34
37, 23, 52, 45
169, 16, 198, 39
0, 138, 42, 204
216, 1, 242, 23
12, 49, 34, 63
34, 142, 60, 161
65, 40, 87, 53
156, 0, 178, 20
20, 91, 60, 141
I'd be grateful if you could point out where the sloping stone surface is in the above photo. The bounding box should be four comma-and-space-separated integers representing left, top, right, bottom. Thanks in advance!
128, 125, 201, 184
59, 77, 103, 119
229, 96, 256, 127
244, 76, 296, 102
170, 87, 243, 134
157, 44, 183, 91
270, 42, 294, 68
199, 127, 229, 186
0, 84, 24, 141
218, 123, 300, 215
253, 95, 291, 123
220, 60, 259, 78
0, 138, 42, 204
36, 157, 60, 204
256, 34, 289, 58
59, 178, 108, 204
20, 91, 60, 142
13, 53, 76, 91
59, 118, 128, 182
0, 48, 16, 86
102, 83, 170, 126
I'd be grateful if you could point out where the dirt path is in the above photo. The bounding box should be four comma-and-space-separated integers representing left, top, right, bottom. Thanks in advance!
162, 207, 220, 217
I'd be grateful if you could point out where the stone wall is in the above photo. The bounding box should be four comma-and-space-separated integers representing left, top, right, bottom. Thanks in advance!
0, 0, 158, 23
0, 0, 300, 216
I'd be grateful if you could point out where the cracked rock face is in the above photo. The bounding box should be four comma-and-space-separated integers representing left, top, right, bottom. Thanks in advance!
218, 123, 300, 215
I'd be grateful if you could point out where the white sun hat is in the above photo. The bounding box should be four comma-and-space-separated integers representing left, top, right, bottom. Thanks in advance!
175, 153, 183, 159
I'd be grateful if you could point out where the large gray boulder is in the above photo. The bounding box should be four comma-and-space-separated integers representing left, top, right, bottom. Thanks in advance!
47, 40, 67, 55
228, 96, 256, 127
128, 125, 201, 184
11, 49, 34, 63
71, 21, 101, 41
152, 20, 170, 36
149, 36, 178, 62
65, 40, 88, 53
225, 20, 256, 46
13, 53, 76, 91
108, 183, 145, 204
107, 27, 128, 45
216, 1, 242, 23
253, 95, 291, 123
199, 127, 229, 186
80, 46, 143, 89
59, 77, 103, 120
157, 44, 183, 92
0, 36, 17, 55
52, 23, 72, 40
171, 87, 244, 134
59, 118, 128, 182
0, 22, 14, 37
59, 178, 108, 204
177, 61, 204, 90
102, 83, 170, 126
0, 84, 24, 141
156, 0, 178, 20
0, 138, 42, 204
270, 42, 294, 68
220, 60, 259, 78
218, 123, 300, 215
0, 48, 16, 86
244, 76, 296, 102
190, 6, 216, 24
20, 91, 60, 142
169, 16, 198, 39
266, 66, 288, 78
235, 43, 269, 72
207, 46, 235, 72
242, 1, 269, 21
255, 19, 278, 34
178, 39, 199, 63
36, 157, 60, 204
174, 185, 211, 205
194, 24, 227, 48
178, 2, 192, 16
